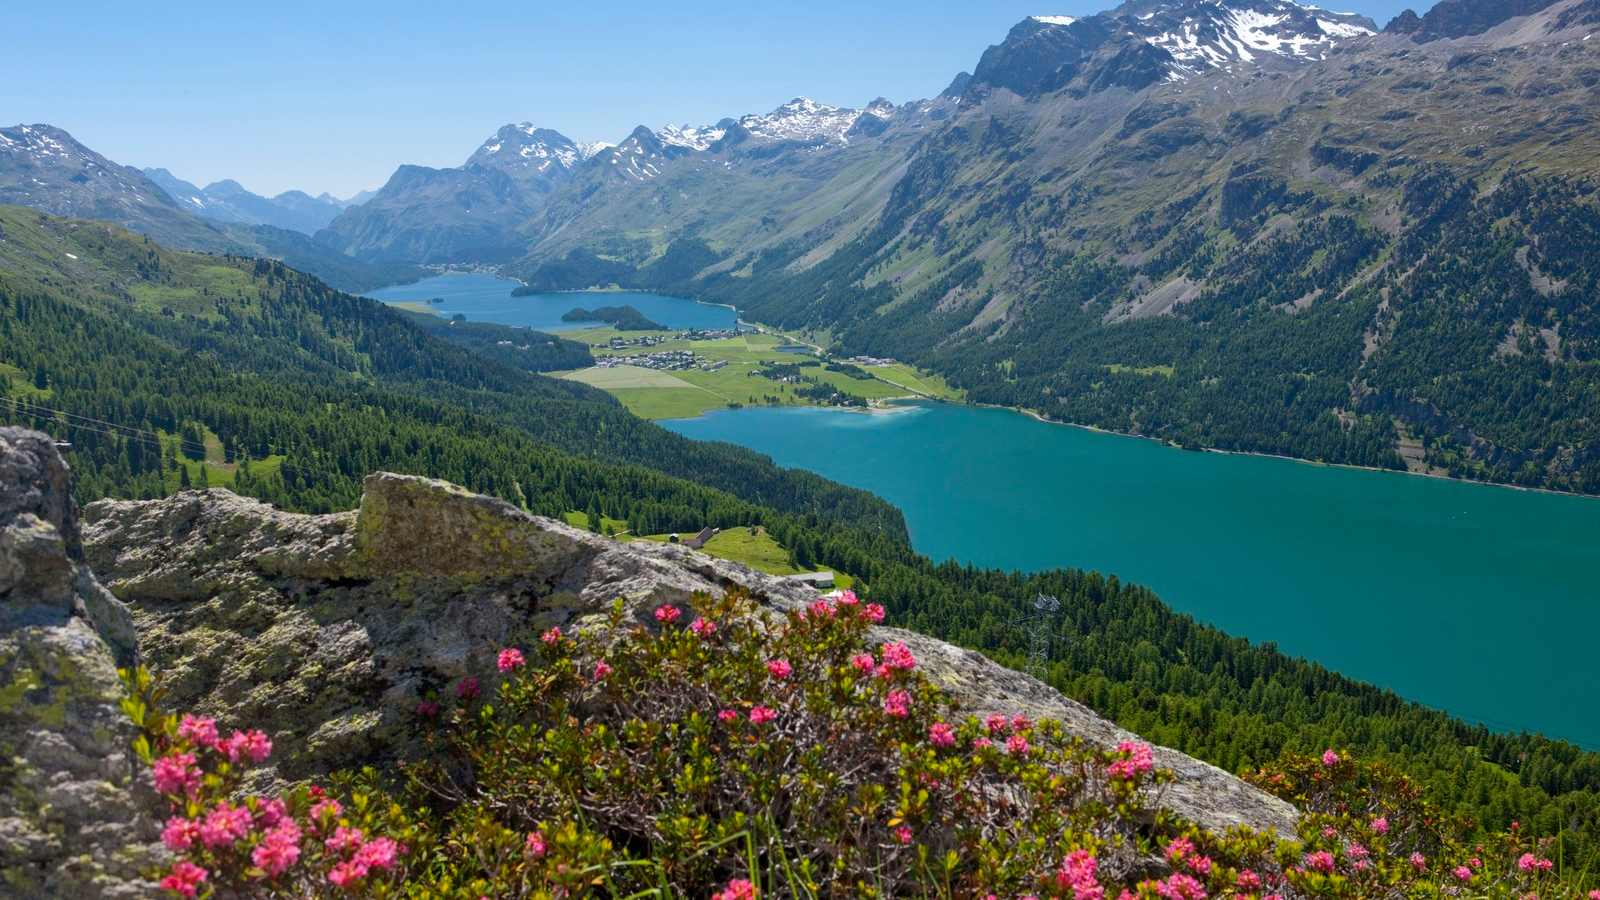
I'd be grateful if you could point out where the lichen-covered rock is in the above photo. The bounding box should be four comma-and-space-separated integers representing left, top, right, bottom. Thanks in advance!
0, 428, 158, 898
82, 471, 1296, 838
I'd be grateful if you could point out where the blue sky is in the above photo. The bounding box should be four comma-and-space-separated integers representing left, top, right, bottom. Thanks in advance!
3, 0, 1413, 198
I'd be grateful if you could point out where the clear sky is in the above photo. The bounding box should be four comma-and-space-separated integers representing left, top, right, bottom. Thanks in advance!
3, 0, 1415, 198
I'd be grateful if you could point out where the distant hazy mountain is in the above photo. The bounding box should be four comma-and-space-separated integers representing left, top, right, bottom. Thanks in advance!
142, 167, 348, 234
0, 123, 420, 291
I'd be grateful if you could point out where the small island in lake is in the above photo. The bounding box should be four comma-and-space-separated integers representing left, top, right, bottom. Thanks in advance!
561, 305, 664, 331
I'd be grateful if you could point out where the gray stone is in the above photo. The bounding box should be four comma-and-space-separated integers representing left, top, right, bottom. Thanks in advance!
0, 428, 158, 899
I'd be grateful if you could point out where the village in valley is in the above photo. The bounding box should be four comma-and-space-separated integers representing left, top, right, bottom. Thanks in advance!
557, 320, 963, 420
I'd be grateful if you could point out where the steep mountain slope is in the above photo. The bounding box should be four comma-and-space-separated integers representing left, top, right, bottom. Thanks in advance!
508, 0, 1600, 493
143, 167, 348, 233
0, 124, 241, 252
0, 125, 418, 291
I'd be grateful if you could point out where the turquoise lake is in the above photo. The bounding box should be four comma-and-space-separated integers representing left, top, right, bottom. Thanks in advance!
365, 273, 736, 332
370, 278, 1600, 747
664, 402, 1600, 749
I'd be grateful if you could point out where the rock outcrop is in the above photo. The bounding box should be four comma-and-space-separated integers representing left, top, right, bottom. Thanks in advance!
83, 471, 1298, 838
0, 429, 157, 898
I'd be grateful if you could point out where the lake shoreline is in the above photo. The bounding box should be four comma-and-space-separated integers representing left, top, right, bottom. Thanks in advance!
988, 401, 1600, 503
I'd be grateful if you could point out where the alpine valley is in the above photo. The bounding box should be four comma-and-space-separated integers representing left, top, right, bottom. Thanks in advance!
319, 0, 1600, 493
7, 0, 1600, 897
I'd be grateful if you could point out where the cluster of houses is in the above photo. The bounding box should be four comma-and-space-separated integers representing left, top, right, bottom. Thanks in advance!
848, 355, 899, 367
595, 350, 698, 371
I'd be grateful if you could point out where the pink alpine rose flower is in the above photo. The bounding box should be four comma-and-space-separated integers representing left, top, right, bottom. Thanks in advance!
220, 729, 273, 763
161, 816, 200, 852
689, 617, 717, 638
1321, 748, 1340, 767
712, 878, 758, 900
592, 659, 614, 680
177, 714, 219, 749
497, 647, 525, 672
765, 658, 793, 679
151, 751, 200, 796
882, 690, 912, 718
541, 626, 562, 645
749, 706, 776, 724
1304, 850, 1336, 874
717, 708, 739, 723
863, 603, 886, 623
526, 831, 547, 857
928, 722, 957, 747
158, 861, 209, 898
654, 604, 681, 625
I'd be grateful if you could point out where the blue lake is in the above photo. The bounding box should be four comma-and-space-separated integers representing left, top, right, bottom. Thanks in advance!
664, 402, 1600, 749
365, 273, 737, 332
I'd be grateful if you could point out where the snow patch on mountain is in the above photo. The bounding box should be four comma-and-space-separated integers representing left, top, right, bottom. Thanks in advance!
1130, 0, 1375, 75
738, 98, 867, 145
1032, 15, 1078, 25
658, 124, 726, 151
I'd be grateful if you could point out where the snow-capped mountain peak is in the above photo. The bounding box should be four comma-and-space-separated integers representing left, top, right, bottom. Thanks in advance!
576, 140, 614, 160
1120, 0, 1376, 73
657, 124, 727, 152
737, 97, 874, 145
468, 123, 582, 176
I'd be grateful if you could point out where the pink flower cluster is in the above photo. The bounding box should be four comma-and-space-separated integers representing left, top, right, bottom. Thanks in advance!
654, 604, 681, 625
749, 706, 776, 725
324, 825, 402, 887
541, 626, 562, 645
158, 861, 208, 897
1304, 850, 1336, 874
152, 751, 200, 796
879, 640, 916, 672
525, 831, 547, 857
1517, 852, 1554, 873
1055, 849, 1104, 900
713, 878, 758, 900
252, 820, 302, 877
497, 647, 525, 672
1107, 740, 1155, 781
882, 690, 912, 719
928, 721, 957, 748
689, 616, 717, 638
765, 658, 793, 679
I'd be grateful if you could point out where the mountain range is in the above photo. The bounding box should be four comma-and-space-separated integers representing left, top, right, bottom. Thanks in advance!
3, 0, 1600, 491
0, 124, 418, 292
141, 167, 354, 234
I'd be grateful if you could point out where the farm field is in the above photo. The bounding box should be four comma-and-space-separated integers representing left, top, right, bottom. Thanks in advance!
556, 326, 961, 419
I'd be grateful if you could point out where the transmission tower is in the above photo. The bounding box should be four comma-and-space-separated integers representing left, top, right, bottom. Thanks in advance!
1009, 592, 1062, 679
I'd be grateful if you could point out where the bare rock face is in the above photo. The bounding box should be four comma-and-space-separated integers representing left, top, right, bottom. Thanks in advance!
0, 428, 158, 898
82, 471, 1296, 838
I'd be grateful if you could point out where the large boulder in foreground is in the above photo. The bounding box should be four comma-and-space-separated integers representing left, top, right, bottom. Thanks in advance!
82, 471, 1298, 838
0, 429, 156, 898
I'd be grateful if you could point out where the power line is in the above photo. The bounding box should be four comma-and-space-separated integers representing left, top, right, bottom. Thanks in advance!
1, 397, 317, 482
